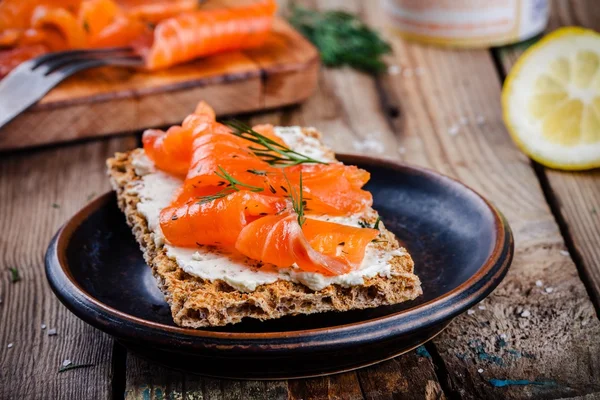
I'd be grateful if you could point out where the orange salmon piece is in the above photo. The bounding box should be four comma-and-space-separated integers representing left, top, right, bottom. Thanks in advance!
236, 213, 376, 275
142, 101, 217, 177
144, 0, 276, 70
118, 0, 198, 23
302, 218, 378, 268
78, 0, 120, 38
160, 191, 287, 248
31, 5, 87, 48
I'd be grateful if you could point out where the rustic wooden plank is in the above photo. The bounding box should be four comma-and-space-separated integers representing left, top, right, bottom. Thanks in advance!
124, 353, 290, 399
357, 347, 445, 400
0, 18, 318, 151
495, 0, 600, 310
349, 0, 600, 399
287, 372, 364, 400
0, 136, 138, 399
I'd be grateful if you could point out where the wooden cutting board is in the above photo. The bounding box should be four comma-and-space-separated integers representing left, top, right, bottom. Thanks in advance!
0, 18, 319, 151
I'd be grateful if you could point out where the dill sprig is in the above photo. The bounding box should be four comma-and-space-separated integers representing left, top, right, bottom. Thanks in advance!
284, 171, 306, 226
196, 166, 263, 205
224, 120, 328, 167
9, 267, 20, 283
288, 6, 392, 74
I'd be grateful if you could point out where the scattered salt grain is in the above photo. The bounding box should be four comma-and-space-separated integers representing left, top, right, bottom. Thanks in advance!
475, 115, 486, 125
397, 146, 406, 155
478, 368, 484, 373
520, 310, 531, 318
48, 329, 57, 336
353, 138, 385, 154
545, 287, 554, 293
478, 305, 486, 310
62, 360, 72, 367
388, 65, 401, 75
560, 250, 570, 256
415, 67, 425, 76
7, 343, 13, 349
459, 116, 469, 125
403, 68, 413, 78
448, 125, 460, 136
41, 324, 46, 330
535, 280, 543, 287
467, 309, 475, 315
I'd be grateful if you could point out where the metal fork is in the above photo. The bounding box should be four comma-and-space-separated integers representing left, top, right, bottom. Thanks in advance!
0, 47, 143, 129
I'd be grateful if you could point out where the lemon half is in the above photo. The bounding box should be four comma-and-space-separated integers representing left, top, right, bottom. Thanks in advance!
502, 27, 600, 170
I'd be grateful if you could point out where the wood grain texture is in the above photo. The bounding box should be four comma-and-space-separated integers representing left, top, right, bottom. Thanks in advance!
357, 349, 445, 400
0, 136, 137, 399
495, 0, 600, 310
0, 18, 319, 151
351, 0, 600, 398
125, 353, 290, 399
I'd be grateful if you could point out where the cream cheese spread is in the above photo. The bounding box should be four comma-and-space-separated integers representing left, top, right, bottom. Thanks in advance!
130, 126, 405, 292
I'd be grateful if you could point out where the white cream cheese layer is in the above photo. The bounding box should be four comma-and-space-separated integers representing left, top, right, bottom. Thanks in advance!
131, 126, 405, 292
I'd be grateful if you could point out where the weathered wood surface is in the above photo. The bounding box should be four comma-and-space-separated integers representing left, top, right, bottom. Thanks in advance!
0, 18, 319, 151
496, 0, 600, 311
0, 136, 137, 399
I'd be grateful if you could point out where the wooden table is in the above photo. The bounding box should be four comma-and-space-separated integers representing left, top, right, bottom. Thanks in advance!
1, 1, 599, 399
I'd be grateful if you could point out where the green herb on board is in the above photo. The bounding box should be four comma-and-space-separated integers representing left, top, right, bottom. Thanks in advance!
288, 6, 392, 74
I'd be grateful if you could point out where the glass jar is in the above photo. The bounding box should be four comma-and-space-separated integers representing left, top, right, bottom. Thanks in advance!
383, 0, 550, 48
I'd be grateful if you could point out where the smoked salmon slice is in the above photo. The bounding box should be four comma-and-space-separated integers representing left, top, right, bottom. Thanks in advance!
0, 0, 276, 78
117, 0, 199, 23
142, 101, 217, 177
143, 104, 372, 215
160, 191, 287, 248
184, 137, 372, 214
235, 213, 379, 275
144, 0, 276, 70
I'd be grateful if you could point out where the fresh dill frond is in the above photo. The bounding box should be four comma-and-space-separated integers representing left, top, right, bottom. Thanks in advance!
9, 267, 20, 283
358, 217, 381, 230
374, 216, 381, 230
284, 171, 306, 226
196, 166, 264, 204
214, 166, 264, 192
224, 120, 328, 167
288, 6, 392, 74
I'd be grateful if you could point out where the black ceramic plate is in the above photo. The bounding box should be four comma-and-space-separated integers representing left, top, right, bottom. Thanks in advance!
46, 155, 513, 379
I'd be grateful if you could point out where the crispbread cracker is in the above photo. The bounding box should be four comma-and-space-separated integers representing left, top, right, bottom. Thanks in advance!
107, 129, 421, 328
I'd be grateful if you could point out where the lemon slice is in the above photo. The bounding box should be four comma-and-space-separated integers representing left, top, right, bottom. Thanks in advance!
502, 27, 600, 170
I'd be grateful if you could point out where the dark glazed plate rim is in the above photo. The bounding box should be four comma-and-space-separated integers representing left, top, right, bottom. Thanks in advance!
46, 154, 513, 351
